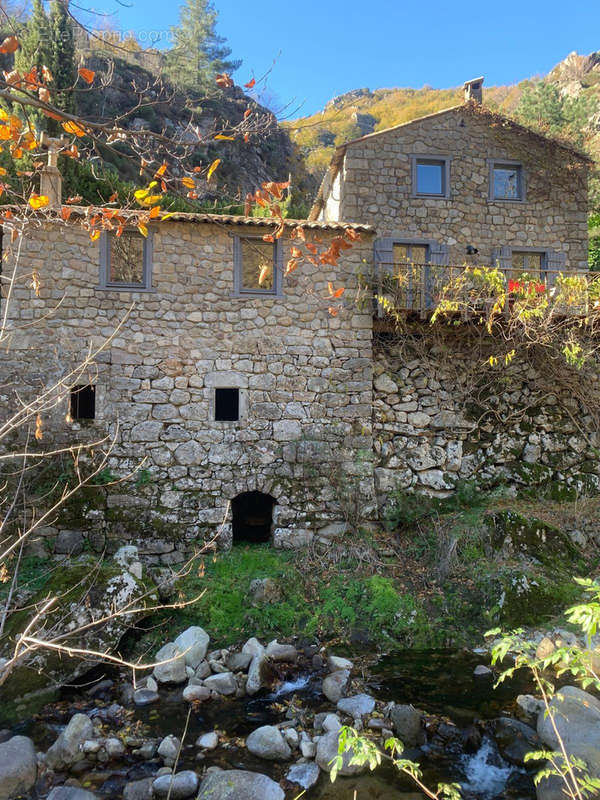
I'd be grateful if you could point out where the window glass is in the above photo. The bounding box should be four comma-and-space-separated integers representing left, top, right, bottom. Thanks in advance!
493, 165, 522, 200
416, 160, 445, 195
240, 238, 275, 291
512, 251, 543, 277
110, 232, 145, 285
393, 243, 429, 266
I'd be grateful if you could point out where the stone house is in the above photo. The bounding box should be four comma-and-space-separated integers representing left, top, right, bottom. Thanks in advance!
1, 79, 596, 562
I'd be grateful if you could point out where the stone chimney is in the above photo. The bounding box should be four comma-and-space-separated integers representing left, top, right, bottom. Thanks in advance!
463, 77, 484, 104
39, 132, 67, 207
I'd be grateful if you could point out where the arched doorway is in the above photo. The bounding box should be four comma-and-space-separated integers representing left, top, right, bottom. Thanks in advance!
231, 491, 276, 544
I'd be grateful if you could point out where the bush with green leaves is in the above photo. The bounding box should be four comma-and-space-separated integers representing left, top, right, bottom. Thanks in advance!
488, 577, 600, 800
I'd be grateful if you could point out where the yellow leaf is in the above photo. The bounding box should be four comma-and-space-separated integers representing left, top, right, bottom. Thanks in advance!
0, 167, 6, 176
207, 158, 221, 182
141, 194, 162, 206
35, 413, 43, 441
134, 188, 149, 201
181, 177, 195, 189
214, 134, 234, 141
138, 223, 148, 237
149, 206, 161, 219
28, 194, 49, 209
258, 265, 270, 285
90, 230, 101, 241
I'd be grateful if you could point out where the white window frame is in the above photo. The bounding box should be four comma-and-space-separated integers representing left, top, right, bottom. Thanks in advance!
489, 160, 526, 203
98, 230, 154, 291
232, 234, 283, 297
410, 155, 451, 199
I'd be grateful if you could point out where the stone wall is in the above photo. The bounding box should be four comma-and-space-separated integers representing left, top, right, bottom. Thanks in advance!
318, 105, 589, 268
0, 218, 375, 561
373, 335, 600, 506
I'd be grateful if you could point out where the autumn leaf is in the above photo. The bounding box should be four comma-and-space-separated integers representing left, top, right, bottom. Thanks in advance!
215, 72, 234, 88
244, 78, 256, 89
262, 234, 275, 243
244, 109, 252, 119
0, 36, 19, 54
344, 228, 361, 242
0, 167, 6, 176
108, 192, 118, 203
286, 258, 299, 274
138, 223, 148, 237
66, 194, 82, 204
207, 158, 220, 182
89, 230, 100, 241
244, 133, 249, 143
78, 67, 95, 84
38, 86, 50, 103
61, 206, 72, 221
328, 307, 339, 317
258, 265, 270, 285
181, 177, 195, 189
154, 162, 167, 178
214, 134, 234, 141
62, 120, 86, 137
149, 205, 161, 219
35, 413, 43, 441
291, 246, 302, 258
28, 194, 49, 210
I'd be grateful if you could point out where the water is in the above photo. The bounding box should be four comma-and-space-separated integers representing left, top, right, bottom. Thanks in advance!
16, 649, 536, 799
461, 737, 516, 798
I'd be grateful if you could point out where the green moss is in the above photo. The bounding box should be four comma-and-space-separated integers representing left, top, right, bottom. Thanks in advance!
486, 509, 579, 565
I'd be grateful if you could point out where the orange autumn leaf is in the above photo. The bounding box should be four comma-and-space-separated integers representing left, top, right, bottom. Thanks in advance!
244, 133, 249, 143
207, 158, 220, 182
89, 229, 100, 241
181, 176, 195, 189
149, 205, 161, 219
215, 72, 234, 88
61, 206, 72, 221
328, 306, 338, 317
78, 67, 95, 84
154, 162, 167, 177
0, 167, 6, 176
344, 228, 361, 241
291, 246, 302, 258
286, 258, 299, 274
214, 134, 235, 141
262, 234, 275, 243
34, 413, 43, 441
0, 36, 19, 54
28, 194, 49, 210
138, 223, 148, 237
244, 78, 256, 89
244, 109, 252, 119
62, 120, 86, 137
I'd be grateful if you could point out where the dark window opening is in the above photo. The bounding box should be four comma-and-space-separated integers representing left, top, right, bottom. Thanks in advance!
232, 491, 276, 544
215, 387, 239, 421
70, 384, 95, 420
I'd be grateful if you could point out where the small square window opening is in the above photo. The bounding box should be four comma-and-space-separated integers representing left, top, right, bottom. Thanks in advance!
240, 238, 276, 292
492, 164, 523, 201
70, 385, 95, 420
215, 388, 239, 421
415, 159, 446, 196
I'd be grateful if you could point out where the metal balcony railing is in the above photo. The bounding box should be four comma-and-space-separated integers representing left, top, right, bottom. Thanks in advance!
375, 262, 595, 318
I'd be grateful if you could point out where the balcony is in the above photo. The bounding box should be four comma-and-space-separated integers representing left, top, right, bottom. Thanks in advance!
374, 262, 597, 320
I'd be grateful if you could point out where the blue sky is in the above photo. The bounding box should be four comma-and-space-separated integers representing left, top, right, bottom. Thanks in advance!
111, 0, 600, 117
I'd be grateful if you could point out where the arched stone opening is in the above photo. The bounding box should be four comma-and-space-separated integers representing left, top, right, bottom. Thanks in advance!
231, 491, 276, 544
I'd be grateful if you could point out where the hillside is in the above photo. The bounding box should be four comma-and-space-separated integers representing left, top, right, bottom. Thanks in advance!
285, 51, 600, 196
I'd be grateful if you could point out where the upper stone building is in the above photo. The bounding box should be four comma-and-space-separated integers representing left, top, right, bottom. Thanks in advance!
311, 79, 590, 279
0, 79, 595, 562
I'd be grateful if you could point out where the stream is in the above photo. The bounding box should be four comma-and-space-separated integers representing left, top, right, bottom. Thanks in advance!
8, 649, 536, 799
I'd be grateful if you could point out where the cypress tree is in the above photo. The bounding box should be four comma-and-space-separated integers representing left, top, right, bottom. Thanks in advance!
49, 0, 76, 115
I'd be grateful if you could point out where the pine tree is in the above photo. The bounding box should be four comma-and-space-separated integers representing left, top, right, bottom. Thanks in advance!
49, 0, 76, 116
165, 0, 240, 94
14, 0, 52, 76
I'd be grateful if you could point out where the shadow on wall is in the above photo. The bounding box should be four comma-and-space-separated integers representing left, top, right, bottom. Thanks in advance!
231, 491, 277, 544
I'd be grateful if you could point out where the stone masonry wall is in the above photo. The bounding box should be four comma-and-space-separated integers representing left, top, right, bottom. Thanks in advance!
373, 336, 600, 506
321, 106, 589, 268
0, 219, 375, 562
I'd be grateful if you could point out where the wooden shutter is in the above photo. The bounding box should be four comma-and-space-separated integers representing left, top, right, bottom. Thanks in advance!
545, 250, 566, 288
491, 246, 512, 271
373, 238, 394, 317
